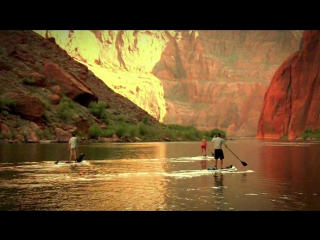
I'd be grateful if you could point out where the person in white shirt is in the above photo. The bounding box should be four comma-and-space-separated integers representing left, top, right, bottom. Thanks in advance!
68, 132, 78, 162
211, 133, 227, 169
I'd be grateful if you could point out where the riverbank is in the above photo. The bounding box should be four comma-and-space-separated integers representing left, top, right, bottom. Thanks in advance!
2, 136, 318, 144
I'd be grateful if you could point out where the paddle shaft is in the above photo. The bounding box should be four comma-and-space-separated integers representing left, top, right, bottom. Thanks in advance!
225, 146, 247, 166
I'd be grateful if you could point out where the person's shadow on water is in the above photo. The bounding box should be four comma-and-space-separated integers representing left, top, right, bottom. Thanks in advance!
200, 160, 207, 169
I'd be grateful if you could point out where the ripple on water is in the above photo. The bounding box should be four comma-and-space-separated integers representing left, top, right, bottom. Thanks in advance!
2, 149, 319, 211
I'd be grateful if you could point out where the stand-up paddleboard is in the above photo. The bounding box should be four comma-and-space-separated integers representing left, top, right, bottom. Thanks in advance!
54, 161, 88, 165
54, 153, 85, 165
207, 165, 237, 172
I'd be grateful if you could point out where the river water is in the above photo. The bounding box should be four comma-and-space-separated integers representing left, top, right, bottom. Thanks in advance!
0, 138, 319, 211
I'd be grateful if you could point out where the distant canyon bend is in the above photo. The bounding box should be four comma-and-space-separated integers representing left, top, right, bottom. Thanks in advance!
34, 30, 302, 137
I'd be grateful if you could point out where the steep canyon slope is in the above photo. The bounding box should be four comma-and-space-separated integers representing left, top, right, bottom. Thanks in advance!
257, 30, 320, 139
0, 30, 162, 142
34, 30, 302, 136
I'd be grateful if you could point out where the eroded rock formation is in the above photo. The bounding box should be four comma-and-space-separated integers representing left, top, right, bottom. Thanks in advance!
6, 89, 45, 121
42, 61, 98, 107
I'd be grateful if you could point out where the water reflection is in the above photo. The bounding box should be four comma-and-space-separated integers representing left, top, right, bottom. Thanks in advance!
200, 160, 207, 169
0, 143, 69, 163
79, 142, 177, 161
213, 173, 224, 193
258, 140, 320, 210
211, 172, 224, 211
241, 173, 247, 184
102, 160, 168, 211
1, 140, 320, 210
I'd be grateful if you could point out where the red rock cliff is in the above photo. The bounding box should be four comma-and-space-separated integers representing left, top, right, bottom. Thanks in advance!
257, 30, 320, 139
34, 30, 301, 136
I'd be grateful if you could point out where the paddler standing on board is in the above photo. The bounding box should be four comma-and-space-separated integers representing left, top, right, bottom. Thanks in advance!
68, 132, 78, 162
211, 133, 227, 169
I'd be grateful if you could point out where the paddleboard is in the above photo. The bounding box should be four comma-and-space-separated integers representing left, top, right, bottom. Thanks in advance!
54, 153, 86, 165
54, 160, 89, 165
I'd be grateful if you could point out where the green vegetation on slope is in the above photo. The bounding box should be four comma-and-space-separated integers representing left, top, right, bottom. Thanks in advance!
299, 129, 320, 140
0, 90, 226, 142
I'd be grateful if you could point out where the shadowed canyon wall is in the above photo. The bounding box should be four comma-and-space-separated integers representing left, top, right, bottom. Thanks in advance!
34, 30, 302, 136
257, 30, 320, 139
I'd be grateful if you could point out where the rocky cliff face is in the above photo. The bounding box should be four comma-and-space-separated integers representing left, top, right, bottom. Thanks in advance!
0, 30, 162, 143
34, 30, 302, 136
257, 30, 320, 139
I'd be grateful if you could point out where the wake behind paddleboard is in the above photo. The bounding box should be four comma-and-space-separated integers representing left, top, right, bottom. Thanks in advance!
207, 165, 237, 172
192, 156, 215, 160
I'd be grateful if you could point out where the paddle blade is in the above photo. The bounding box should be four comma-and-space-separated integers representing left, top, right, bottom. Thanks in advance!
241, 161, 247, 166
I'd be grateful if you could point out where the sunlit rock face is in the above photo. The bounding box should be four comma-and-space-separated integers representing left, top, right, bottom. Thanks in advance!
257, 30, 320, 139
34, 30, 167, 123
34, 30, 301, 136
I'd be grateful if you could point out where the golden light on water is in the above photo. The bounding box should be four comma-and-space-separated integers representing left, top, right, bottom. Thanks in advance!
77, 143, 170, 210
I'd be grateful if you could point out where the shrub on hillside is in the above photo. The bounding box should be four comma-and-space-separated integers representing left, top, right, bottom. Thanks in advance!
0, 97, 16, 113
57, 97, 77, 122
88, 124, 102, 139
89, 101, 109, 124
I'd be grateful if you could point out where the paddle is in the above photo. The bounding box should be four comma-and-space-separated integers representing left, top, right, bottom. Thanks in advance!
225, 146, 247, 166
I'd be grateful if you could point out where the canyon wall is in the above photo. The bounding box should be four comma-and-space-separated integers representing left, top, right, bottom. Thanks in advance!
257, 30, 320, 139
34, 30, 302, 136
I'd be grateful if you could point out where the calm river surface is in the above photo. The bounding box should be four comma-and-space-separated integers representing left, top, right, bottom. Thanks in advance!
0, 138, 320, 211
